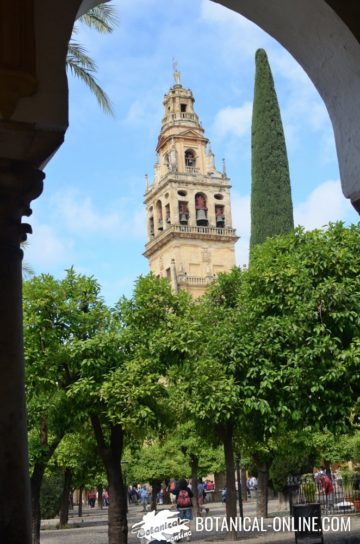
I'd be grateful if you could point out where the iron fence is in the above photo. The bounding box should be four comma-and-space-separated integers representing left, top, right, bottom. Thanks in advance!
288, 474, 360, 515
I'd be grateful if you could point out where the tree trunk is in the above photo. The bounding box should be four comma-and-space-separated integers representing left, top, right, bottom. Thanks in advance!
190, 454, 200, 516
278, 491, 288, 510
163, 481, 170, 505
324, 460, 332, 479
97, 484, 103, 509
30, 419, 63, 544
241, 468, 248, 502
59, 468, 72, 528
107, 454, 128, 544
69, 488, 74, 511
30, 463, 45, 544
255, 461, 269, 518
222, 423, 237, 539
78, 487, 83, 517
91, 417, 128, 544
150, 479, 162, 511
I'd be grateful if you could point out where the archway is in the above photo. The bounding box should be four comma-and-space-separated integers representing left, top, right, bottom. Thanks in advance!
1, 1, 360, 541
216, 0, 360, 211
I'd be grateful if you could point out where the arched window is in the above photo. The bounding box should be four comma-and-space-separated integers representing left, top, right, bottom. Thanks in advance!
195, 193, 208, 226
178, 201, 189, 225
165, 204, 171, 224
215, 205, 225, 228
185, 149, 196, 168
156, 200, 163, 230
149, 216, 154, 237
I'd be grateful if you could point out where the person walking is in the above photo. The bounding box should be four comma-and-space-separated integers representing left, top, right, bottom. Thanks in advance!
319, 474, 334, 511
174, 478, 193, 521
140, 486, 149, 512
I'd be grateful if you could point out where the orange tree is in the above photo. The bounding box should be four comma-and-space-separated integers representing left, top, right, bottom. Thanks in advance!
67, 274, 190, 544
171, 223, 360, 519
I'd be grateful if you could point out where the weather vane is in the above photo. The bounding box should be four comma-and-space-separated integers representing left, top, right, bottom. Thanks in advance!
172, 58, 181, 85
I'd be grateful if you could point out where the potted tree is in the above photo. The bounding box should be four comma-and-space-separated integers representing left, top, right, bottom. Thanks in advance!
303, 479, 316, 504
300, 474, 318, 504
341, 469, 355, 501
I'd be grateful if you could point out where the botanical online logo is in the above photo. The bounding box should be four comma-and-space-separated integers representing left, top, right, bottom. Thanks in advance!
132, 510, 191, 542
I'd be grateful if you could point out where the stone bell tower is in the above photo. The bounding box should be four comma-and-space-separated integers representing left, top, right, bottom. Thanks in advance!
144, 65, 239, 297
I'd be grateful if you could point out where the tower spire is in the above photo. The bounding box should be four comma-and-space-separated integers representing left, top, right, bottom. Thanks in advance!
172, 58, 181, 85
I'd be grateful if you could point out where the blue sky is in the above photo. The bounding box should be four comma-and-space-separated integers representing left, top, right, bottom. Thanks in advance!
26, 0, 358, 304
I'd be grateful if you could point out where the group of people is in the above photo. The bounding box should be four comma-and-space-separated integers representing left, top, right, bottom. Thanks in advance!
87, 489, 109, 508
130, 484, 167, 511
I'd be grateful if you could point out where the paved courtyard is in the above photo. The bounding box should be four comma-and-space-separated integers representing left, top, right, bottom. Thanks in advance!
40, 499, 360, 544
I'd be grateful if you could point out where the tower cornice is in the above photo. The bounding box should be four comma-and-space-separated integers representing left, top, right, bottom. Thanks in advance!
156, 129, 207, 153
143, 224, 239, 258
144, 173, 231, 203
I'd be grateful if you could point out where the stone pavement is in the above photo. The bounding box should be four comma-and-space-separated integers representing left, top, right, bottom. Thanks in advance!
40, 499, 360, 544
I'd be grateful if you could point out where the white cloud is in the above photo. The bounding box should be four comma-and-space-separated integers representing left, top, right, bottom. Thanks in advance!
230, 181, 355, 269
123, 100, 146, 125
200, 0, 335, 158
231, 192, 251, 267
200, 0, 269, 58
55, 193, 121, 233
294, 180, 352, 230
52, 190, 146, 240
213, 102, 252, 139
25, 223, 72, 271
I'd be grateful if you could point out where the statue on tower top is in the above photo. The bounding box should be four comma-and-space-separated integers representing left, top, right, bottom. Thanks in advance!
172, 58, 181, 85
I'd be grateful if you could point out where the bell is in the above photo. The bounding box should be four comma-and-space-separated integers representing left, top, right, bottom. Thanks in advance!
180, 213, 188, 224
216, 215, 225, 228
196, 209, 208, 226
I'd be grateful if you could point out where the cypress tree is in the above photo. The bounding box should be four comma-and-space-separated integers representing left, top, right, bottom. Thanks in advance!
250, 48, 294, 255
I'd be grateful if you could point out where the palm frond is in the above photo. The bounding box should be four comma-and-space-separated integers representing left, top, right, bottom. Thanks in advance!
66, 3, 116, 116
80, 4, 118, 34
21, 241, 34, 279
67, 45, 113, 115
67, 41, 97, 71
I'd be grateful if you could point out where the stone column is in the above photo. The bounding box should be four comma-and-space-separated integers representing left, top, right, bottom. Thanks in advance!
207, 197, 216, 228
0, 159, 44, 544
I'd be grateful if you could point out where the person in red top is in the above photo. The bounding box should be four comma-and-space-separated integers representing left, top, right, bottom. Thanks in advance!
206, 480, 214, 491
318, 474, 334, 512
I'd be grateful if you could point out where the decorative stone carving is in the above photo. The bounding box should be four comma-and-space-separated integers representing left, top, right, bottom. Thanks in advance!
0, 159, 44, 251
206, 144, 216, 174
202, 248, 211, 262
168, 143, 178, 172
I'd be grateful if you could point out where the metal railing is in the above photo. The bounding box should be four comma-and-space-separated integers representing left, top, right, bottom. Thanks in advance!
146, 171, 226, 192
289, 474, 360, 515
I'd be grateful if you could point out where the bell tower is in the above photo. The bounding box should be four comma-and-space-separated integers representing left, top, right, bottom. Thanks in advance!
144, 66, 239, 297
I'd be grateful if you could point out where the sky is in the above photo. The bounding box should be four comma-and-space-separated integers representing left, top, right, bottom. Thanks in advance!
26, 0, 359, 304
